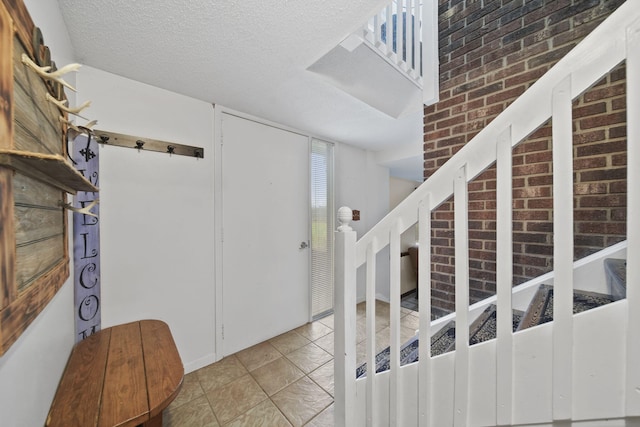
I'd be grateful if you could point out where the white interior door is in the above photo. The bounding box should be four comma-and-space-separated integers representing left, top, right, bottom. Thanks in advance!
220, 112, 310, 356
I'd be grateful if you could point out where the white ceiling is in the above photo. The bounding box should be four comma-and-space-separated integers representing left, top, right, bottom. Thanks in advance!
56, 0, 424, 181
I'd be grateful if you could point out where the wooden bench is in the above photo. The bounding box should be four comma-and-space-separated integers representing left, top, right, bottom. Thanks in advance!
46, 320, 184, 427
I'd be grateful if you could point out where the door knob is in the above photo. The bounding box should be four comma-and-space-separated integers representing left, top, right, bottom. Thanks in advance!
299, 241, 309, 249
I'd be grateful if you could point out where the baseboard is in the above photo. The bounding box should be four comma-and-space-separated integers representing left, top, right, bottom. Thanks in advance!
184, 353, 217, 374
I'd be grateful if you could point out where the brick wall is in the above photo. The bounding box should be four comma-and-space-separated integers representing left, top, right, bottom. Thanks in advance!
424, 0, 627, 318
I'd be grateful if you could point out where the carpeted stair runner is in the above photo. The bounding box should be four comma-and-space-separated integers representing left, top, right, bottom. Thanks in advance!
357, 258, 626, 378
516, 284, 619, 331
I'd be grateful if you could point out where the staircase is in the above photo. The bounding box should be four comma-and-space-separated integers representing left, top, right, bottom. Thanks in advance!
357, 254, 627, 376
334, 1, 640, 425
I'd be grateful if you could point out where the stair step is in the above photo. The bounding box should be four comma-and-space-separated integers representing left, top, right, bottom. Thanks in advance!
469, 305, 524, 346
430, 320, 456, 356
517, 284, 616, 331
355, 275, 621, 377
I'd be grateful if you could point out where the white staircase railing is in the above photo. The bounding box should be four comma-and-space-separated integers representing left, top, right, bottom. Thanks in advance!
335, 1, 640, 426
361, 0, 424, 86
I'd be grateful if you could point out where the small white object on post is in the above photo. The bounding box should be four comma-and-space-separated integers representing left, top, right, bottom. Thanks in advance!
334, 206, 357, 427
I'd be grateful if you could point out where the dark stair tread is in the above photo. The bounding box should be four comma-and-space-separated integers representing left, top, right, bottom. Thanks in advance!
468, 305, 524, 346
517, 284, 617, 331
430, 320, 456, 356
356, 333, 421, 378
355, 277, 618, 377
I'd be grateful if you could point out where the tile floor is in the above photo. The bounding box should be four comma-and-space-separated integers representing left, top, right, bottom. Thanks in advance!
163, 300, 419, 427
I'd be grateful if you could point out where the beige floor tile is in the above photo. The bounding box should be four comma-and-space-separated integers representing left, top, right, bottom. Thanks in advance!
305, 403, 334, 427
308, 360, 334, 397
236, 341, 282, 372
163, 395, 219, 427
313, 332, 334, 355
285, 342, 332, 374
355, 341, 368, 367
317, 314, 334, 330
272, 377, 333, 427
224, 399, 292, 427
207, 374, 267, 425
269, 331, 311, 354
295, 322, 333, 341
197, 355, 248, 393
401, 312, 420, 331
251, 356, 305, 396
374, 325, 417, 353
167, 371, 205, 411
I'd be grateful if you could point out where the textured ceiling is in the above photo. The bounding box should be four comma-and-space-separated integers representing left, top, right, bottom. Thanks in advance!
56, 0, 424, 178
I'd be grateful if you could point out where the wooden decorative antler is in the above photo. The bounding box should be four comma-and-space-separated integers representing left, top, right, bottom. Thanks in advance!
61, 118, 98, 139
46, 93, 91, 119
21, 53, 80, 92
59, 199, 99, 218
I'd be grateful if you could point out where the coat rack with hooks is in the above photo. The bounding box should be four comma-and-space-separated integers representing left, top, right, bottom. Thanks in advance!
94, 130, 204, 158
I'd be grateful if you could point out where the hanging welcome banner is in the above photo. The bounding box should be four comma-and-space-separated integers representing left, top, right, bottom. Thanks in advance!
72, 133, 101, 341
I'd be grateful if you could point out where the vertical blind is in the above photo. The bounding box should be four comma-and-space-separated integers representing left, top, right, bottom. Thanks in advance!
311, 139, 335, 319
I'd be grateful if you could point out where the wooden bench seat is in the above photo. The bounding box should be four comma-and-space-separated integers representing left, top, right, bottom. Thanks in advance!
46, 320, 184, 427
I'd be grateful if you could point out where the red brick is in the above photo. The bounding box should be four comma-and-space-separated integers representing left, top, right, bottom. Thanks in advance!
574, 209, 608, 221
576, 140, 626, 157
513, 186, 551, 198
609, 125, 627, 139
579, 194, 626, 207
583, 83, 626, 103
573, 102, 607, 118
579, 112, 627, 130
426, 109, 451, 122
527, 175, 553, 186
612, 153, 627, 166
611, 208, 626, 221
525, 151, 552, 163
527, 198, 553, 209
573, 129, 606, 145
513, 210, 550, 221
610, 180, 626, 193
579, 168, 626, 182
436, 114, 467, 129
486, 85, 526, 105
574, 182, 607, 195
573, 156, 607, 170
514, 138, 549, 153
513, 163, 550, 177
577, 222, 626, 235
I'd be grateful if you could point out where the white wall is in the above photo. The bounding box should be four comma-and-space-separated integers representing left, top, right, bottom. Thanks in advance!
0, 2, 76, 426
390, 176, 420, 294
76, 66, 216, 372
335, 144, 390, 301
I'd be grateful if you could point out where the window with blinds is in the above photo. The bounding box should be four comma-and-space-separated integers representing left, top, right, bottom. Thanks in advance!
311, 139, 335, 319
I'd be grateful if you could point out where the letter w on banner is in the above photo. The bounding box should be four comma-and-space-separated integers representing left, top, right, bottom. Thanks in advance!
72, 133, 101, 342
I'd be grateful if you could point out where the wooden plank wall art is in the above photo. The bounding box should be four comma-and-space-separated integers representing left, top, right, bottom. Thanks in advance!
0, 0, 98, 355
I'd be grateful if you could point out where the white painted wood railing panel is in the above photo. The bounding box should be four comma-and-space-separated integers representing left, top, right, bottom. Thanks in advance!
625, 15, 640, 417
551, 76, 574, 422
336, 3, 639, 426
362, 0, 424, 86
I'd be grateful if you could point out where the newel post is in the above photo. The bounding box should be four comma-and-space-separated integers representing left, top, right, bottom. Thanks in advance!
334, 207, 357, 427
